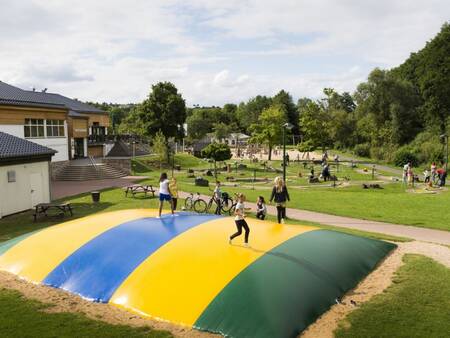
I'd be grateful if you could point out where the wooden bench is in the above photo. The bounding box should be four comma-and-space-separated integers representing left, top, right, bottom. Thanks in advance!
124, 184, 156, 198
33, 203, 73, 222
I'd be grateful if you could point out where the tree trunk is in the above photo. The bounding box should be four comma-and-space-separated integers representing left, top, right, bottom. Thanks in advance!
268, 144, 272, 161
214, 160, 217, 179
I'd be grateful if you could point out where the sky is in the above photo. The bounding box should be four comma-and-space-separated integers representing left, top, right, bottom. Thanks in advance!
0, 0, 448, 106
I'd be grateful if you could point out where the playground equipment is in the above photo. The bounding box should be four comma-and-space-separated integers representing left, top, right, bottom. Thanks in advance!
0, 210, 395, 338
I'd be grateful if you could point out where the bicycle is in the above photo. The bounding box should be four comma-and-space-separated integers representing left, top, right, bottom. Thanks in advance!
184, 192, 205, 212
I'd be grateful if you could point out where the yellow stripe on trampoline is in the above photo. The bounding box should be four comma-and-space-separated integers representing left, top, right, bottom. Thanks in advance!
0, 209, 160, 282
110, 218, 317, 326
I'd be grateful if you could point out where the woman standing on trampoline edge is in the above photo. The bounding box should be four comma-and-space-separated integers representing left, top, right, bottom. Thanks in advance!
158, 172, 174, 217
229, 193, 250, 247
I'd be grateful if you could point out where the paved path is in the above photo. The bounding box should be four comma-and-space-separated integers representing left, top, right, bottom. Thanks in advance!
178, 191, 450, 246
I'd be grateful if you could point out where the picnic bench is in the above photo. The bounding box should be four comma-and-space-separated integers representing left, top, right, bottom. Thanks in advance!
124, 184, 156, 198
33, 203, 73, 222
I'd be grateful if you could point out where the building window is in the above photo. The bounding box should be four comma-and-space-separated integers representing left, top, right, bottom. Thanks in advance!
46, 119, 65, 137
91, 122, 106, 136
24, 119, 44, 138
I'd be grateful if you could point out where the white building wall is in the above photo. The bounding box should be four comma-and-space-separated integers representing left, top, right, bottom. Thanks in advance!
0, 161, 50, 219
0, 124, 69, 162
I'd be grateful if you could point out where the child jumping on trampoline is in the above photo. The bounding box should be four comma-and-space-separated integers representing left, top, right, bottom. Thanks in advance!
229, 193, 250, 247
158, 172, 174, 217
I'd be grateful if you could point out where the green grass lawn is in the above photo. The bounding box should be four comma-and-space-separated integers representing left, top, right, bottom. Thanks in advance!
335, 254, 450, 338
130, 154, 450, 232
0, 288, 171, 338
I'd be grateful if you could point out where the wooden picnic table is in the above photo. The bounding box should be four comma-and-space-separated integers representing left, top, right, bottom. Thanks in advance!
33, 203, 73, 222
124, 184, 156, 198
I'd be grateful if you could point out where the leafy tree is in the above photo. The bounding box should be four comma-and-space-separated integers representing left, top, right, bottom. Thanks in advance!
186, 107, 224, 141
117, 106, 146, 136
273, 90, 299, 137
298, 101, 331, 152
213, 122, 235, 141
139, 82, 186, 141
248, 104, 287, 160
236, 95, 272, 133
393, 22, 450, 135
201, 142, 232, 177
152, 130, 168, 169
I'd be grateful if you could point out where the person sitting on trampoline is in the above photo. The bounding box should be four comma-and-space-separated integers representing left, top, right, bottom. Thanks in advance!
229, 193, 250, 247
158, 172, 174, 217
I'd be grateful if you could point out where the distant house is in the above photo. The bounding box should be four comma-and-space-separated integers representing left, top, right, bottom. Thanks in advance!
0, 131, 55, 218
212, 132, 250, 146
0, 81, 110, 162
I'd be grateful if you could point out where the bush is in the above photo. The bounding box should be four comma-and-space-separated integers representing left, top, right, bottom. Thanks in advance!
393, 147, 419, 167
353, 143, 370, 157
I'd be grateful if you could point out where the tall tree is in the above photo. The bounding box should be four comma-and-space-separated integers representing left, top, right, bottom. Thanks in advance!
236, 95, 272, 133
139, 82, 186, 140
248, 104, 287, 160
298, 101, 332, 152
273, 90, 299, 137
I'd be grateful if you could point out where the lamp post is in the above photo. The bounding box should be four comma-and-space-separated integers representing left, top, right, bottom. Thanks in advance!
282, 123, 294, 182
441, 134, 449, 172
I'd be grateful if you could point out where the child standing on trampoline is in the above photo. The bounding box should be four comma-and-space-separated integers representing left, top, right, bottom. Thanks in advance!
229, 193, 250, 247
158, 172, 174, 217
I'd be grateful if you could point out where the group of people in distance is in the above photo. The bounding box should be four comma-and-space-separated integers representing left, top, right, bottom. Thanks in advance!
403, 161, 448, 187
157, 172, 290, 248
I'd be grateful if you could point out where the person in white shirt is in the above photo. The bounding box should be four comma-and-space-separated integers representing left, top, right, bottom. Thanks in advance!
213, 181, 222, 215
402, 162, 411, 185
158, 172, 174, 217
229, 193, 250, 247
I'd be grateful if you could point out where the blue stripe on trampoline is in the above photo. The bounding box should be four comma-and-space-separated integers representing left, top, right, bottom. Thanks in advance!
43, 212, 220, 303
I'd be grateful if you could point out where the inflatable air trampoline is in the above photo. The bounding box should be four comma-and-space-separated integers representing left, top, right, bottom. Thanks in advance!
0, 210, 396, 337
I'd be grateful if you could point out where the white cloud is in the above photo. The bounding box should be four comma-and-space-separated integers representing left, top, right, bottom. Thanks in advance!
0, 0, 448, 106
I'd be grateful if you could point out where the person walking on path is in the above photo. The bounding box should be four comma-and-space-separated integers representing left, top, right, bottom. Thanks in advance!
229, 193, 250, 247
270, 176, 290, 224
431, 162, 437, 184
256, 196, 267, 220
169, 177, 179, 211
158, 172, 174, 217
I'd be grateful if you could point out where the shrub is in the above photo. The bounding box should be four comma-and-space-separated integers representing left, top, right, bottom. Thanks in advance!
393, 147, 419, 167
353, 143, 370, 157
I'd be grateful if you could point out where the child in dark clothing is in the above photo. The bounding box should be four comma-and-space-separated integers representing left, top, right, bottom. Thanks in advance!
256, 196, 267, 220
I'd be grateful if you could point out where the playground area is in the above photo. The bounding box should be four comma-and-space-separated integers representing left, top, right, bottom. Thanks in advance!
0, 210, 395, 337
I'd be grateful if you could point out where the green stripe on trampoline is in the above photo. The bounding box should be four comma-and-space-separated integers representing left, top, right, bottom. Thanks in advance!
0, 230, 42, 256
194, 230, 396, 338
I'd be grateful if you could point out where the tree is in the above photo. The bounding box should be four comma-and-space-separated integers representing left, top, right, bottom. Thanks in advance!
392, 23, 450, 135
201, 142, 232, 177
152, 130, 168, 169
273, 90, 299, 137
248, 104, 287, 160
117, 106, 146, 136
236, 95, 272, 133
298, 101, 331, 152
139, 82, 187, 141
213, 122, 234, 141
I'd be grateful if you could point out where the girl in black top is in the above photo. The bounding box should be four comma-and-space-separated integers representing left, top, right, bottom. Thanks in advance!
270, 176, 290, 224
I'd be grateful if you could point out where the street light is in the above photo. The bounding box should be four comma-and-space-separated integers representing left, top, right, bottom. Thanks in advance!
282, 122, 294, 182
441, 134, 449, 172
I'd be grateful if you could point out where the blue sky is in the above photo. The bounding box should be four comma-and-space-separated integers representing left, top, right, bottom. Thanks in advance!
0, 0, 448, 106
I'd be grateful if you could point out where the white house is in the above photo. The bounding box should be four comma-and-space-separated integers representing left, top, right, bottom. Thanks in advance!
0, 131, 55, 218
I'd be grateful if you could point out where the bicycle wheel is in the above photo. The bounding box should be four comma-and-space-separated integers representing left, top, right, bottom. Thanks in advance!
221, 197, 234, 213
184, 197, 193, 210
228, 203, 237, 216
194, 199, 207, 213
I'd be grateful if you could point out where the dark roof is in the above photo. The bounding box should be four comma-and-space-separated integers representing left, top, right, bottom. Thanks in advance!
106, 140, 149, 157
68, 110, 89, 118
0, 131, 56, 161
0, 81, 106, 114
